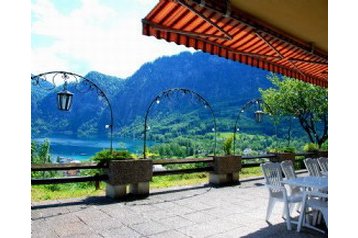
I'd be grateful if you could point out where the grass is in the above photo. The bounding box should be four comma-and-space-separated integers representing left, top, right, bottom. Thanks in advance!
240, 167, 263, 178
31, 183, 105, 202
150, 173, 208, 189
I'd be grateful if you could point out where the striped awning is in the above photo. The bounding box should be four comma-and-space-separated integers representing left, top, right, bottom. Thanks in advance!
142, 0, 328, 88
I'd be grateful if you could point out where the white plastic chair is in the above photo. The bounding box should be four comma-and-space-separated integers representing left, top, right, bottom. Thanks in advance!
297, 191, 328, 233
317, 157, 328, 172
261, 162, 303, 230
281, 160, 303, 211
280, 160, 296, 179
304, 158, 322, 177
281, 160, 303, 195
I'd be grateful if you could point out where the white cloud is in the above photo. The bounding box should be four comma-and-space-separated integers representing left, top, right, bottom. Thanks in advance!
32, 0, 195, 78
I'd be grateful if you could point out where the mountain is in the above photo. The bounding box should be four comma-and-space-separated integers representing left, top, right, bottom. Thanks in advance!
113, 52, 271, 125
32, 51, 294, 139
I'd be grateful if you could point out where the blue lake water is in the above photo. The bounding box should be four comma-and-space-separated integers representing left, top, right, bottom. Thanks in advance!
32, 137, 149, 162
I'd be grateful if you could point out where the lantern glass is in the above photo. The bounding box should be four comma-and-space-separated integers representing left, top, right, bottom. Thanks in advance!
57, 90, 73, 111
255, 110, 264, 123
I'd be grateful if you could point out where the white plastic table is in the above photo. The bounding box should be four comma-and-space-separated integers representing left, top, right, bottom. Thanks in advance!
282, 176, 328, 191
282, 176, 328, 232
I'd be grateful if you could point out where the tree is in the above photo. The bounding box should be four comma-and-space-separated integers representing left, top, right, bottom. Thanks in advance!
31, 140, 51, 164
259, 74, 328, 148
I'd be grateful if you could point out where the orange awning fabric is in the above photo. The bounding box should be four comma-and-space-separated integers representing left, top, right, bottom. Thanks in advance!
142, 0, 328, 88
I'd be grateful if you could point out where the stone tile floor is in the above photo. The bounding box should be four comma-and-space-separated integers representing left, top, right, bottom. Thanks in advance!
31, 178, 327, 238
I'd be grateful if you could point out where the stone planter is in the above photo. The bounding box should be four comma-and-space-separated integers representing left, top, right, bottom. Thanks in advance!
105, 159, 152, 198
269, 152, 295, 163
209, 155, 241, 186
316, 151, 328, 158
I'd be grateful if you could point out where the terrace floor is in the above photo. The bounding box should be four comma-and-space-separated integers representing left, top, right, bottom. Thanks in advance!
31, 176, 327, 238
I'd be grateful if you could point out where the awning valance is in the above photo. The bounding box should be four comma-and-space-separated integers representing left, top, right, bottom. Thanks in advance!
142, 0, 328, 88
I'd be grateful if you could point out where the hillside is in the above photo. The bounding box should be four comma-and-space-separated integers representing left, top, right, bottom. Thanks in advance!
31, 51, 302, 140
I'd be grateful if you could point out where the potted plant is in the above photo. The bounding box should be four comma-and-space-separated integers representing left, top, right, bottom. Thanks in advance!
92, 149, 152, 198
303, 143, 328, 158
210, 136, 241, 186
268, 147, 296, 163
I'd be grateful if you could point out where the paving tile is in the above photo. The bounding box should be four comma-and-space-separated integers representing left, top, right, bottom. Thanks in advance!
157, 215, 195, 229
129, 220, 170, 236
74, 207, 112, 224
206, 226, 256, 238
140, 207, 174, 221
159, 203, 195, 216
177, 223, 221, 238
31, 220, 58, 238
115, 212, 151, 226
50, 221, 91, 237
31, 176, 327, 238
84, 216, 124, 231
180, 211, 218, 224
173, 200, 214, 212
99, 226, 142, 238
200, 206, 237, 218
61, 232, 103, 238
152, 201, 179, 210
44, 212, 81, 227
176, 220, 229, 238
148, 230, 190, 238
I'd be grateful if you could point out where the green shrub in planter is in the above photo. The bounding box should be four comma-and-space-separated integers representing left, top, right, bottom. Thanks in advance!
320, 141, 328, 151
303, 143, 319, 152
223, 136, 233, 155
268, 146, 295, 153
90, 149, 136, 163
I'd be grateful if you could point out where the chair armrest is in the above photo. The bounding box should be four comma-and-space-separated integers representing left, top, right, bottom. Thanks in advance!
305, 191, 328, 199
265, 184, 286, 192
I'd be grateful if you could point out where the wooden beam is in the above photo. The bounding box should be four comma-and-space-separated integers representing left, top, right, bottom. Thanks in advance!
31, 175, 108, 185
153, 166, 213, 176
31, 162, 107, 171
153, 157, 213, 165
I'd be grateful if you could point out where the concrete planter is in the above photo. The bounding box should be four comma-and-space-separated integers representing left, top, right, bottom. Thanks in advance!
270, 152, 295, 163
209, 155, 241, 186
105, 159, 152, 198
316, 151, 328, 158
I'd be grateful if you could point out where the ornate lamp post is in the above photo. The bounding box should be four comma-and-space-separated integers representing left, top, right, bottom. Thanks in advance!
143, 88, 217, 159
31, 71, 114, 152
233, 98, 270, 154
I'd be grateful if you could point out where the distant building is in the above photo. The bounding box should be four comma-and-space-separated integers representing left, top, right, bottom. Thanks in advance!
243, 148, 252, 156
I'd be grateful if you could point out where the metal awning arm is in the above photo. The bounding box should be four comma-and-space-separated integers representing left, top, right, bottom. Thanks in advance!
177, 0, 233, 40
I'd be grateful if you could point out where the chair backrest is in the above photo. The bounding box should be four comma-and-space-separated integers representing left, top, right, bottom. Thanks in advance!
261, 162, 283, 188
317, 157, 328, 172
280, 160, 297, 179
304, 158, 322, 177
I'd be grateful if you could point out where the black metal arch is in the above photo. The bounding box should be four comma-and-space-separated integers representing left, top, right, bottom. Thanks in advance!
31, 71, 114, 152
143, 88, 217, 159
233, 98, 271, 155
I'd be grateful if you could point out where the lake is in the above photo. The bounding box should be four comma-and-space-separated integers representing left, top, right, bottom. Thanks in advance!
32, 137, 149, 162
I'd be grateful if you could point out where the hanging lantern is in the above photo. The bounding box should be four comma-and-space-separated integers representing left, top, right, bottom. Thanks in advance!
254, 100, 264, 123
57, 89, 73, 111
56, 76, 74, 111
255, 110, 264, 123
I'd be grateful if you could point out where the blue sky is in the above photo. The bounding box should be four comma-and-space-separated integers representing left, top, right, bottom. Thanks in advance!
31, 0, 194, 78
